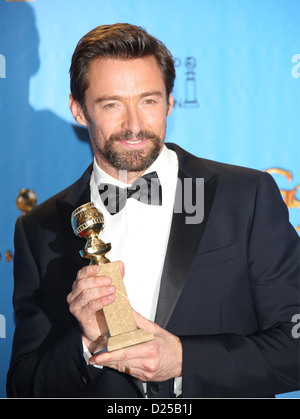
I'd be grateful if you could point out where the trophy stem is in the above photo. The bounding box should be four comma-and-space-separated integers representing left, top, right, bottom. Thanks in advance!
80, 241, 112, 264
89, 254, 110, 265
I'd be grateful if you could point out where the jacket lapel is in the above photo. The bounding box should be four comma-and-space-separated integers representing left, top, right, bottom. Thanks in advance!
154, 152, 218, 329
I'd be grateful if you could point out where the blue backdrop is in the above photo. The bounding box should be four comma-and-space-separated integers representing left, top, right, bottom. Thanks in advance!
0, 0, 299, 398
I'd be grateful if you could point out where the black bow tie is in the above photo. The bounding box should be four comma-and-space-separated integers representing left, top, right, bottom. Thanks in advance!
99, 171, 162, 215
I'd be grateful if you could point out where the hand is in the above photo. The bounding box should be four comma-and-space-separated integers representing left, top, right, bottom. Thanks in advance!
67, 263, 124, 352
89, 310, 183, 382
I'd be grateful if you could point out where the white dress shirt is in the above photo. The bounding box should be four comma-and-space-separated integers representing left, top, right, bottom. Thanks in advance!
90, 145, 178, 321
85, 145, 181, 396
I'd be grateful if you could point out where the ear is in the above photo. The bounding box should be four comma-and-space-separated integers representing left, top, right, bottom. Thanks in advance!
167, 94, 174, 117
69, 94, 88, 126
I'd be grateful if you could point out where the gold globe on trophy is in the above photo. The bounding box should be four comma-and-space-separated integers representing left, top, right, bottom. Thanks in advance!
71, 202, 153, 353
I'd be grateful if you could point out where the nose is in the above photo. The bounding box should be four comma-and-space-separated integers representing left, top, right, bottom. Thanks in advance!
121, 105, 143, 135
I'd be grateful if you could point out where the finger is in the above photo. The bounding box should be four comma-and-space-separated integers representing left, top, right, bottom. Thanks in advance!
90, 349, 157, 382
76, 264, 100, 280
68, 292, 115, 332
68, 274, 113, 303
69, 261, 125, 304
75, 274, 112, 293
90, 337, 153, 367
75, 291, 115, 319
67, 282, 116, 312
71, 265, 100, 296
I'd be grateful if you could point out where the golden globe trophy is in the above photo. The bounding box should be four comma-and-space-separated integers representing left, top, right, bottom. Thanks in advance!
71, 202, 153, 353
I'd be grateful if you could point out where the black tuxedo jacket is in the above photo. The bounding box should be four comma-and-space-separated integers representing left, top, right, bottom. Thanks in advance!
7, 144, 300, 398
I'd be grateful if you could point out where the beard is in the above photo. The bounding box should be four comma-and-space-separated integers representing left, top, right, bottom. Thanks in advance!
93, 129, 164, 172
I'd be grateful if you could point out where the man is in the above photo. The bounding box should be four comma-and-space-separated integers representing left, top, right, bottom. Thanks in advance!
7, 23, 299, 398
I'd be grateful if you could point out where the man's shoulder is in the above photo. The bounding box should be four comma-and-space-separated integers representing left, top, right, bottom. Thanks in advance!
21, 163, 93, 225
166, 142, 263, 182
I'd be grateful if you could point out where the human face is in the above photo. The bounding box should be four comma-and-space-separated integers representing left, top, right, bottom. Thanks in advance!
70, 56, 173, 183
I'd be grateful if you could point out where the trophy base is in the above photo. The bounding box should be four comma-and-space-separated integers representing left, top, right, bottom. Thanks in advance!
94, 328, 153, 353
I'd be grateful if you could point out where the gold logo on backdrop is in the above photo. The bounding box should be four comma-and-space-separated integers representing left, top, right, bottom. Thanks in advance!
265, 168, 300, 232
265, 168, 300, 209
16, 188, 37, 214
1, 189, 38, 264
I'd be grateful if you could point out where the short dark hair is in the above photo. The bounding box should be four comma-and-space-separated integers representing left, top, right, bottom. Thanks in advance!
69, 23, 176, 109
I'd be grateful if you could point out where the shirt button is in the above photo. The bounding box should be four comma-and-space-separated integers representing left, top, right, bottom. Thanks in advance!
149, 383, 160, 394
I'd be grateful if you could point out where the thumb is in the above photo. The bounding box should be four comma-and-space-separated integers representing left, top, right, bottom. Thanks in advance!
117, 260, 125, 277
132, 309, 159, 334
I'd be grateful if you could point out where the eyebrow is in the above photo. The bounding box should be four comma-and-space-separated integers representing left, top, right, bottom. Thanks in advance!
95, 91, 163, 104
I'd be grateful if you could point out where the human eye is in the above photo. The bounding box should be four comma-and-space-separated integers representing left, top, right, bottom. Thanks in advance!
142, 98, 157, 106
103, 102, 117, 110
